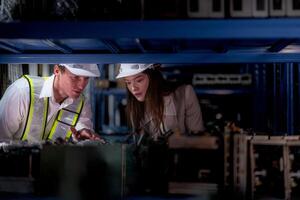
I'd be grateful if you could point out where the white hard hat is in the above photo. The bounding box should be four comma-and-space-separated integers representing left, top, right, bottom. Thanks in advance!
116, 63, 153, 79
59, 64, 100, 77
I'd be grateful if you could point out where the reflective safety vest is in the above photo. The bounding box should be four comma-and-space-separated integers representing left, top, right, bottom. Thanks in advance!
21, 75, 85, 142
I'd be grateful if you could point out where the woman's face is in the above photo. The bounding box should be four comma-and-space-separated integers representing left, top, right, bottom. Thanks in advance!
124, 72, 149, 102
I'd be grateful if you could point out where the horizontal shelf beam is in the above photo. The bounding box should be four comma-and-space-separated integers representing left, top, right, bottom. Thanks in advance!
43, 39, 73, 54
95, 88, 252, 95
0, 41, 22, 53
1, 52, 300, 64
1, 19, 300, 39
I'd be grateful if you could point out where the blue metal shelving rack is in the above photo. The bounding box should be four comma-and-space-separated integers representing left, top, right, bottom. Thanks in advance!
0, 19, 300, 134
0, 19, 300, 63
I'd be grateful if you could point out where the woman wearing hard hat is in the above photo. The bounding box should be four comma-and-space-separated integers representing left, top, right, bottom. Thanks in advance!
116, 63, 205, 195
116, 63, 204, 139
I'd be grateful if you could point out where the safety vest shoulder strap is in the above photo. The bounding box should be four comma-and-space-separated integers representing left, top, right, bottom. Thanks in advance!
21, 75, 49, 141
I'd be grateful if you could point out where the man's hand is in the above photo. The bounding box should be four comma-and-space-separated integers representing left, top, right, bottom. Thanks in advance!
70, 126, 102, 141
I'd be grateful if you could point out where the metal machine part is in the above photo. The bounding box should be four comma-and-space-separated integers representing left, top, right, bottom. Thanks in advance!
39, 143, 138, 200
0, 141, 42, 194
231, 134, 300, 200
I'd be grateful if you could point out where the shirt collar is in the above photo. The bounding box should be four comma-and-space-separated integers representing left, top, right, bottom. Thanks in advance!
39, 74, 74, 106
40, 75, 54, 98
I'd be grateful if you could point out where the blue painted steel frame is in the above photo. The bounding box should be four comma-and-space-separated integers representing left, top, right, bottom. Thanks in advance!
286, 63, 294, 134
1, 19, 300, 39
1, 19, 299, 134
1, 19, 300, 63
253, 64, 267, 132
271, 63, 295, 135
297, 64, 300, 134
95, 88, 252, 96
3, 52, 300, 64
272, 63, 279, 133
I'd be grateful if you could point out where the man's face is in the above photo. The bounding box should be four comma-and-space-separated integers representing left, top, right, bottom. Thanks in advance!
55, 67, 89, 99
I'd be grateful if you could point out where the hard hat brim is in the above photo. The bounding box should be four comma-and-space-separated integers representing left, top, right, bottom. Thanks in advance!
116, 67, 148, 79
61, 64, 100, 77
116, 64, 152, 79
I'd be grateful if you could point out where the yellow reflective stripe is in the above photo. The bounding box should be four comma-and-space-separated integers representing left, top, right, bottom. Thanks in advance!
65, 98, 84, 140
41, 97, 49, 140
21, 75, 35, 141
48, 110, 63, 140
40, 77, 49, 140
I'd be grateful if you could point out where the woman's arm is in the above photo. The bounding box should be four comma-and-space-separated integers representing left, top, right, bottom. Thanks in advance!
184, 85, 205, 133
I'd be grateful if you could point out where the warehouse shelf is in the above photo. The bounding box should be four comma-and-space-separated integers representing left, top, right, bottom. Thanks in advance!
95, 88, 253, 95
1, 9, 300, 200
95, 88, 127, 95
0, 19, 300, 63
0, 18, 299, 134
1, 19, 300, 39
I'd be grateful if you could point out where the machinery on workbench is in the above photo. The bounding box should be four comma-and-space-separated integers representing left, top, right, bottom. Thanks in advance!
0, 140, 137, 199
2, 126, 300, 200
226, 129, 300, 200
0, 133, 224, 200
0, 142, 41, 194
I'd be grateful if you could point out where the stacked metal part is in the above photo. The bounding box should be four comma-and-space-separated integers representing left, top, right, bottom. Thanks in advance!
0, 0, 18, 22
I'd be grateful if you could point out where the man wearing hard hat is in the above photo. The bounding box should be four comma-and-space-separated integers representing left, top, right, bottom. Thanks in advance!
0, 64, 100, 143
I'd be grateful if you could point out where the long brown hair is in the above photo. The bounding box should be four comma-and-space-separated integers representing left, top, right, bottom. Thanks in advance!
126, 65, 176, 132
